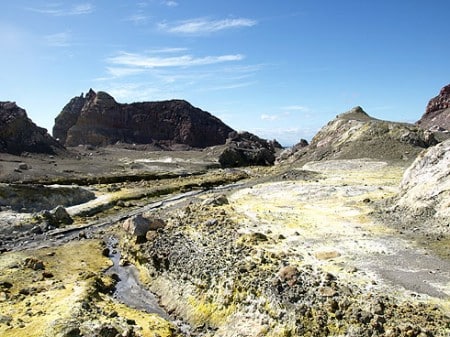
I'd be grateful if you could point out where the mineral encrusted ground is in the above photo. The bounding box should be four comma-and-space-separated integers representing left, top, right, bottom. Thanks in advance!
120, 163, 450, 336
0, 149, 449, 337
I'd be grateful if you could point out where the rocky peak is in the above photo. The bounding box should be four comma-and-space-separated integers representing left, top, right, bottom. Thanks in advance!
0, 102, 65, 155
425, 84, 450, 114
336, 106, 373, 121
417, 84, 450, 131
53, 89, 234, 148
281, 106, 437, 164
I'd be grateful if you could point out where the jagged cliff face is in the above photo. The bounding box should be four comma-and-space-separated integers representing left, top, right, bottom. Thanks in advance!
417, 84, 450, 131
285, 106, 437, 164
53, 89, 234, 148
0, 102, 65, 155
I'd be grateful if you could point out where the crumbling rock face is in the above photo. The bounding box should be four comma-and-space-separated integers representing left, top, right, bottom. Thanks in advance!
396, 139, 450, 219
284, 106, 437, 164
53, 89, 234, 148
0, 102, 65, 155
417, 84, 450, 131
0, 184, 95, 212
218, 131, 277, 167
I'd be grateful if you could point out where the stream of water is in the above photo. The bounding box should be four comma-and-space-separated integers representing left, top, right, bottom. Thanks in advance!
105, 237, 170, 319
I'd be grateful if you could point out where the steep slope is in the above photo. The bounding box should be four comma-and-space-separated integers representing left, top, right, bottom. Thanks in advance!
396, 138, 450, 219
283, 106, 437, 164
417, 84, 450, 131
0, 102, 65, 155
53, 89, 234, 148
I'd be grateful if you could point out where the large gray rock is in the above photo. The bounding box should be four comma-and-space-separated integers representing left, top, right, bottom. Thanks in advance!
396, 139, 450, 218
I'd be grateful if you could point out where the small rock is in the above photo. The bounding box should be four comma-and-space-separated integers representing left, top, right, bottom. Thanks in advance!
24, 257, 45, 270
18, 163, 30, 170
122, 214, 151, 237
0, 314, 12, 324
314, 250, 341, 260
319, 286, 337, 297
42, 271, 54, 278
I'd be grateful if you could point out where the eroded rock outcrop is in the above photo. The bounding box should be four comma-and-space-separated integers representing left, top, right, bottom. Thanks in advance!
396, 139, 450, 219
284, 106, 437, 164
0, 102, 65, 155
417, 84, 450, 131
217, 131, 278, 167
53, 89, 234, 148
0, 184, 95, 212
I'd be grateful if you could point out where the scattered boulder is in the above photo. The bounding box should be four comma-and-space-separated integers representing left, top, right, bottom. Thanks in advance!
53, 89, 234, 148
218, 131, 276, 167
123, 215, 151, 237
23, 257, 45, 270
50, 205, 73, 225
122, 215, 166, 239
417, 84, 450, 131
395, 138, 450, 219
0, 101, 65, 155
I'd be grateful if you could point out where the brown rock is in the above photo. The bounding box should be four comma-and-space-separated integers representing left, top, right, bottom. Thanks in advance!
122, 214, 151, 237
23, 257, 45, 270
0, 102, 65, 155
417, 84, 450, 130
53, 89, 234, 148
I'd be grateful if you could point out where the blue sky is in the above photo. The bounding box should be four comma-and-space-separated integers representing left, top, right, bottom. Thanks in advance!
1, 1, 449, 146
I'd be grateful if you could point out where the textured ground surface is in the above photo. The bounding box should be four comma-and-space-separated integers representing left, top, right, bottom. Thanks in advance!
0, 150, 449, 336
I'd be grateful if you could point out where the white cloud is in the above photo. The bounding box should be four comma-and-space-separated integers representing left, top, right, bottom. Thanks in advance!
107, 52, 244, 69
162, 0, 178, 7
159, 17, 257, 34
252, 127, 316, 146
261, 114, 279, 121
105, 67, 146, 78
282, 105, 310, 112
27, 3, 94, 16
45, 32, 71, 47
125, 14, 149, 25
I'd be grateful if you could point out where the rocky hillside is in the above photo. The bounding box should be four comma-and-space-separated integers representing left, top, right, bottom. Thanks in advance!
282, 106, 437, 164
53, 89, 234, 148
417, 84, 450, 131
0, 102, 65, 155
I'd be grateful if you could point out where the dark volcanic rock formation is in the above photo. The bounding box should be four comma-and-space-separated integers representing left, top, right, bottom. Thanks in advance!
0, 102, 65, 155
53, 89, 234, 148
218, 131, 277, 167
283, 106, 437, 164
417, 84, 450, 131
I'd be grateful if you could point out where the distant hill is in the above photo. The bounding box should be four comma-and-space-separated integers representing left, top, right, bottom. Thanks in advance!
417, 84, 450, 131
281, 106, 437, 164
53, 89, 234, 148
0, 101, 65, 155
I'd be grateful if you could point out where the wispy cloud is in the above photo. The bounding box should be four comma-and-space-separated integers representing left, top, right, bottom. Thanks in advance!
107, 51, 244, 70
159, 17, 257, 34
125, 13, 149, 25
162, 0, 178, 7
261, 114, 279, 121
27, 3, 94, 16
44, 32, 71, 47
282, 105, 310, 112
